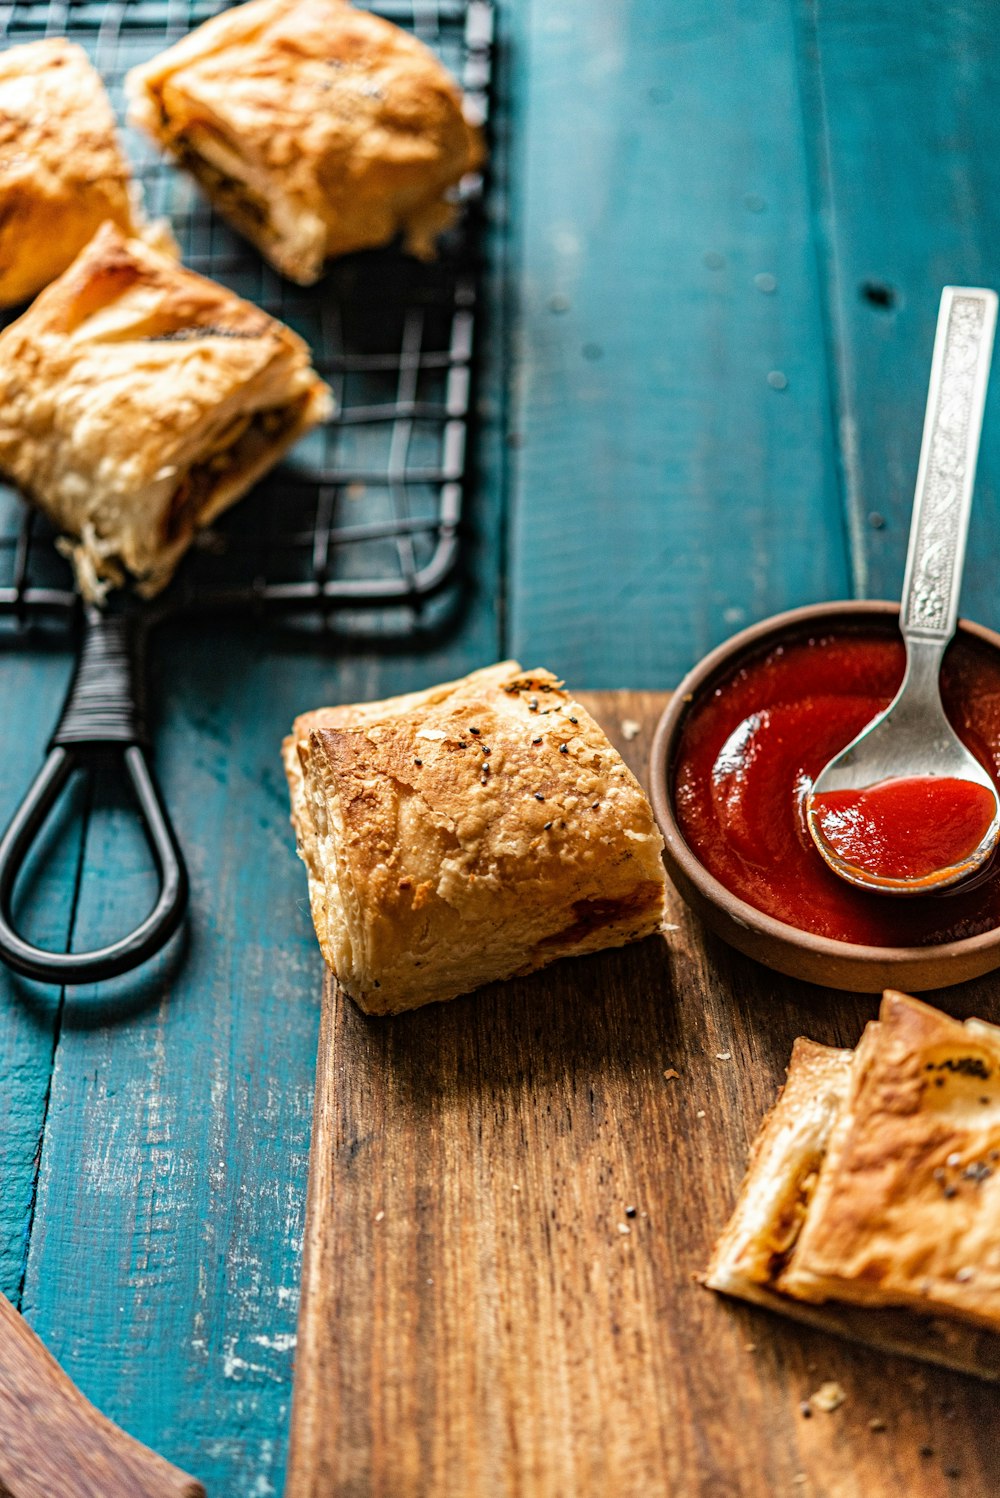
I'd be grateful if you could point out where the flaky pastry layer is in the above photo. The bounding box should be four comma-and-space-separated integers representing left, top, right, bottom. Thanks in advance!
0, 39, 173, 308
283, 661, 667, 1013
127, 0, 484, 284
706, 990, 1000, 1380
0, 223, 332, 600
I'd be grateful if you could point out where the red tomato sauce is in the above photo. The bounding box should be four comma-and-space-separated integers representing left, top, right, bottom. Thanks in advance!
672, 625, 1000, 946
810, 776, 997, 882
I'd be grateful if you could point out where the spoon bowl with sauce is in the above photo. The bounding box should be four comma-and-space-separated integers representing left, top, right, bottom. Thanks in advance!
806, 286, 1000, 896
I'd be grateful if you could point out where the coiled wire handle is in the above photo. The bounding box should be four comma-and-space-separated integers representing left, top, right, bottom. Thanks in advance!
0, 607, 188, 983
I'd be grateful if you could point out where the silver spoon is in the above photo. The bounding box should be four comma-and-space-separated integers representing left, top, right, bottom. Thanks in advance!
806, 285, 1000, 895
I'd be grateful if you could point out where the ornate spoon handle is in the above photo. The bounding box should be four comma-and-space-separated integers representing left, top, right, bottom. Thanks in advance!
902, 286, 997, 643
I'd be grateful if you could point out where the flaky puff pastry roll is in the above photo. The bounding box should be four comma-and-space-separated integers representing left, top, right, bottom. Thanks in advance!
0, 222, 332, 600
706, 991, 1000, 1381
126, 0, 484, 285
0, 39, 174, 309
283, 662, 668, 1014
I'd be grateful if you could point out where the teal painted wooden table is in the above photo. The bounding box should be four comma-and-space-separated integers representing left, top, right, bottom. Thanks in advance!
2, 2, 1000, 1493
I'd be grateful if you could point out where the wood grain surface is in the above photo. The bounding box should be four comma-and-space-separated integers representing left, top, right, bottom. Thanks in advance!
287, 691, 1000, 1498
0, 1289, 203, 1497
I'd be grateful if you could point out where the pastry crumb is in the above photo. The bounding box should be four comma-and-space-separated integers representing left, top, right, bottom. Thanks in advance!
696, 1109, 706, 1118
868, 1417, 886, 1432
620, 718, 641, 741
811, 1380, 846, 1413
664, 1068, 680, 1081
617, 1222, 631, 1235
715, 1051, 732, 1061
374, 1210, 384, 1222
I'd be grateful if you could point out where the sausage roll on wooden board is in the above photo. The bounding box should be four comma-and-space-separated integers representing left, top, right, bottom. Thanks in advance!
0, 39, 174, 309
0, 222, 332, 601
706, 990, 1000, 1380
283, 662, 668, 1014
126, 0, 484, 285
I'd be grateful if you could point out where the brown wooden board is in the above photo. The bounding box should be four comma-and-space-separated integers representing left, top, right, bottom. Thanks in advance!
286, 691, 1000, 1498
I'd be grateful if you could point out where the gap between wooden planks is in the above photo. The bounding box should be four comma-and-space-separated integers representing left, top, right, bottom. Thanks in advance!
286, 691, 1000, 1498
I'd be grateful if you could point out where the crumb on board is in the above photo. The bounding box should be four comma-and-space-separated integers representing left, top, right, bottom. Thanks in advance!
374, 1210, 385, 1223
620, 718, 641, 741
715, 1051, 732, 1061
617, 1222, 631, 1235
511, 1183, 521, 1192
696, 1109, 706, 1118
811, 1381, 846, 1413
869, 1418, 886, 1432
664, 1068, 680, 1081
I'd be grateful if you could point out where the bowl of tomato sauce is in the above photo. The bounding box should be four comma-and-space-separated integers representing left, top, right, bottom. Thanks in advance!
649, 601, 1000, 992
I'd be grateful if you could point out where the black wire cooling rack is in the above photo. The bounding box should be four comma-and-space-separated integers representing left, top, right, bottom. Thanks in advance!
0, 0, 493, 984
0, 0, 493, 627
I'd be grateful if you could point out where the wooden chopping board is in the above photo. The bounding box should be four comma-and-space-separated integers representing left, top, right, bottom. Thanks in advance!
285, 692, 1000, 1498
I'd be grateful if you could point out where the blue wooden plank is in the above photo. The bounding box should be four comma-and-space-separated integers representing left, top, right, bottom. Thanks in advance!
507, 0, 851, 688
19, 19, 513, 1487
795, 1, 1000, 622
0, 623, 88, 1303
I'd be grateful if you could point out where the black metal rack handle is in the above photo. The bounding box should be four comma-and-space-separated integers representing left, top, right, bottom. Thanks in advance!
0, 609, 188, 984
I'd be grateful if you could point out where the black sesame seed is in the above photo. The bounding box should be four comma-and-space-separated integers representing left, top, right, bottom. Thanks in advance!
799, 1402, 812, 1419
482, 746, 491, 756
532, 737, 543, 745
625, 1205, 637, 1218
944, 1184, 958, 1198
414, 758, 422, 766
535, 793, 544, 801
559, 743, 569, 754
569, 717, 578, 724
529, 699, 539, 711
544, 821, 553, 830
469, 726, 480, 735
592, 801, 600, 809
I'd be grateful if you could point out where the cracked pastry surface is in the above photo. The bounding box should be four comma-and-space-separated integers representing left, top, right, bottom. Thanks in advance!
0, 39, 173, 309
706, 990, 1000, 1380
126, 0, 484, 285
283, 661, 667, 1014
0, 222, 332, 600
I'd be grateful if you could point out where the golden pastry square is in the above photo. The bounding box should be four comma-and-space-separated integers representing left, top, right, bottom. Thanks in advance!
0, 222, 332, 600
126, 0, 484, 285
283, 662, 668, 1014
706, 990, 1000, 1380
0, 38, 166, 308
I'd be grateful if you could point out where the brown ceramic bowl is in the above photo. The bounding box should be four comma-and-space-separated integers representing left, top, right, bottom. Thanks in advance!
649, 600, 1000, 993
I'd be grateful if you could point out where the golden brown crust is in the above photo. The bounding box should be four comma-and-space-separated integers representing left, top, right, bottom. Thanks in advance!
0, 40, 171, 308
126, 0, 484, 284
780, 991, 1000, 1326
283, 661, 667, 1013
0, 222, 332, 600
706, 991, 1000, 1380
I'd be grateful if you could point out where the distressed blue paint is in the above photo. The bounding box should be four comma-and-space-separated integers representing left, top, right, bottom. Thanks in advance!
507, 0, 851, 689
794, 0, 1000, 621
16, 5, 514, 1488
0, 618, 85, 1302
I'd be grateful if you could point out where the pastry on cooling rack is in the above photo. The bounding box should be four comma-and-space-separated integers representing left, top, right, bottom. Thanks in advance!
126, 0, 484, 285
282, 662, 667, 1014
0, 39, 173, 309
706, 990, 1000, 1380
0, 222, 332, 601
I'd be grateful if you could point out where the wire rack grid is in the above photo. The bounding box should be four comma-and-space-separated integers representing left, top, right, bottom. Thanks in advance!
0, 0, 493, 630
